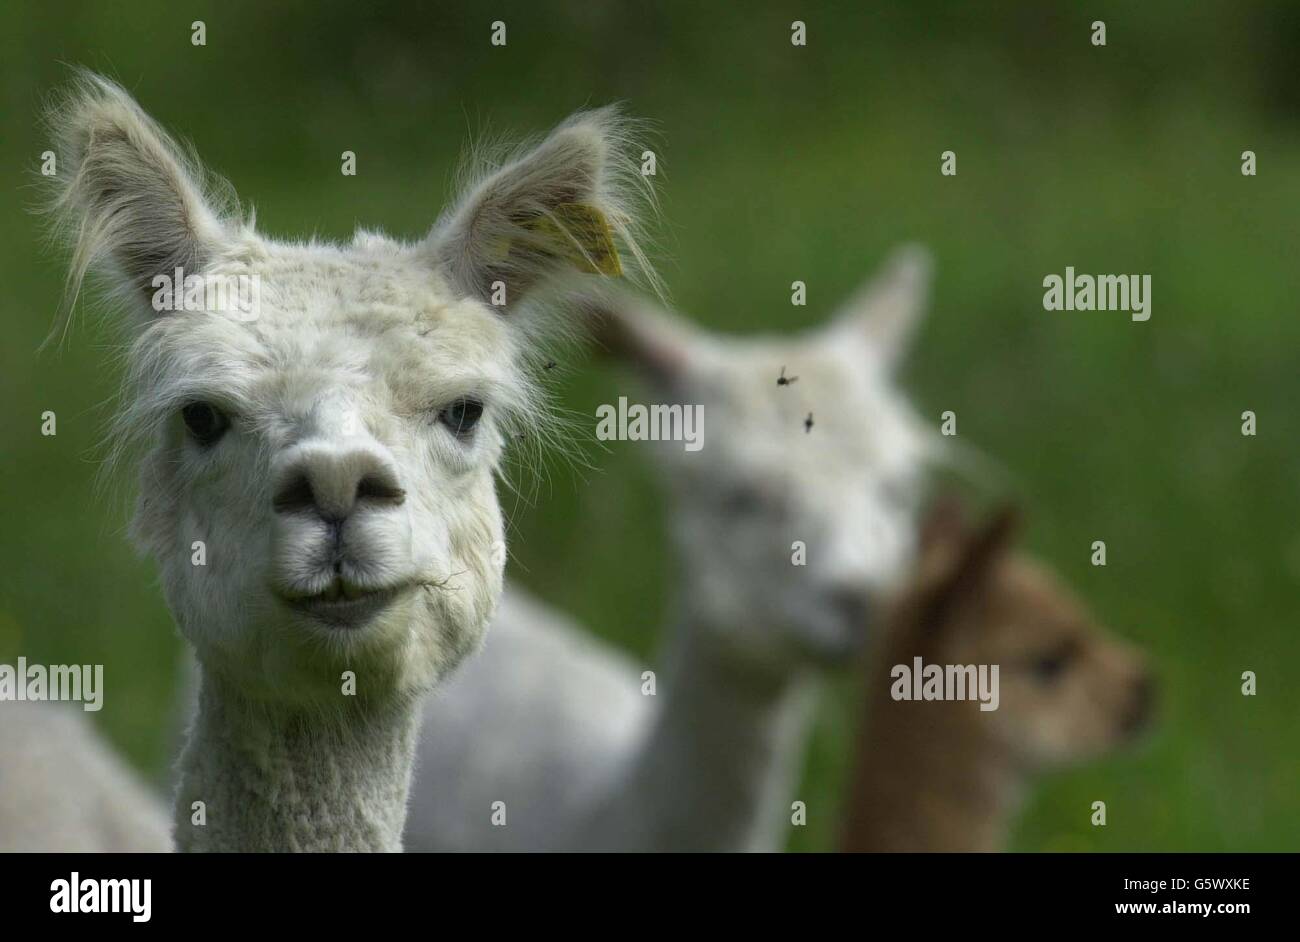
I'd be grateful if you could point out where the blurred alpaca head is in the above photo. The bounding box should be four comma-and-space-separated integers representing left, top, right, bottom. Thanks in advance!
886, 499, 1156, 768
589, 247, 934, 673
840, 499, 1157, 852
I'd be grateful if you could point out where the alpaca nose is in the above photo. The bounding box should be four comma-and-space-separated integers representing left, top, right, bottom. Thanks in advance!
272, 445, 405, 521
1122, 670, 1158, 737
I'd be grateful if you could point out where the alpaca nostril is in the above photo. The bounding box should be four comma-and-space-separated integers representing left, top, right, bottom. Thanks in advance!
356, 473, 405, 507
272, 473, 317, 515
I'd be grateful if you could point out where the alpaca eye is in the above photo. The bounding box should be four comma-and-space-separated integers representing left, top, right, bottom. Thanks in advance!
438, 398, 484, 437
1031, 643, 1075, 684
181, 402, 230, 447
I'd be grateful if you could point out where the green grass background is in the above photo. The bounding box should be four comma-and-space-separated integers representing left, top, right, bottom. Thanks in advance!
0, 1, 1296, 850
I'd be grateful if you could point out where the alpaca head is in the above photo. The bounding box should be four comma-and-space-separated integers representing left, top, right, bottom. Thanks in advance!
888, 500, 1156, 768
593, 248, 933, 673
50, 75, 648, 708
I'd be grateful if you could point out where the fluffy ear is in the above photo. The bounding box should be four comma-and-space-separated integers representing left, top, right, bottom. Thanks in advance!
47, 72, 235, 316
828, 244, 932, 368
574, 286, 701, 388
427, 107, 652, 312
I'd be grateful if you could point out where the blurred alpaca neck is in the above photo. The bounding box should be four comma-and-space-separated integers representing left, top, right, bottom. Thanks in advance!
173, 670, 418, 852
842, 690, 1021, 852
582, 607, 816, 851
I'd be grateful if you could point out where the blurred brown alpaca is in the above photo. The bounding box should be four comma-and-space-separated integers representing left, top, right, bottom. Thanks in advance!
840, 500, 1155, 852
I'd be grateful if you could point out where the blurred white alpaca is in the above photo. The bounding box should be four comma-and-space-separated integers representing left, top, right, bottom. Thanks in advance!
405, 247, 937, 850
40, 73, 649, 851
0, 702, 170, 852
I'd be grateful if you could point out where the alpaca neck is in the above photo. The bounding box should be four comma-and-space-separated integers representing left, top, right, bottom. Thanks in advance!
173, 670, 418, 852
586, 606, 816, 851
842, 690, 1021, 852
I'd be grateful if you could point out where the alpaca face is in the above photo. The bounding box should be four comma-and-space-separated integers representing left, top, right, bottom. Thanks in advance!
136, 249, 518, 704
957, 556, 1155, 767
51, 75, 648, 705
900, 506, 1155, 769
602, 249, 932, 671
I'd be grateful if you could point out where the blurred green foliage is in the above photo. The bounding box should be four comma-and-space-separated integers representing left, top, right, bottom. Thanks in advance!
0, 1, 1296, 851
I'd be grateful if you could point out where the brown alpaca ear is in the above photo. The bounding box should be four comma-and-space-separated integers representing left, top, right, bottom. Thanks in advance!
914, 494, 975, 591
918, 494, 967, 557
921, 503, 1022, 633
954, 504, 1021, 581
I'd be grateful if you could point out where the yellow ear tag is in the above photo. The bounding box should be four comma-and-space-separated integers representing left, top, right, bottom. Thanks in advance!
525, 203, 624, 276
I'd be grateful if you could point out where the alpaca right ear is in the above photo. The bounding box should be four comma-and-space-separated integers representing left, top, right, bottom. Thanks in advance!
428, 107, 652, 313
828, 244, 932, 369
47, 73, 233, 316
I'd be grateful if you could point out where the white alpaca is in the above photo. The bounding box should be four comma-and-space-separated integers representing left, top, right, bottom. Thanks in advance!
0, 702, 171, 852
405, 248, 936, 851
46, 73, 648, 851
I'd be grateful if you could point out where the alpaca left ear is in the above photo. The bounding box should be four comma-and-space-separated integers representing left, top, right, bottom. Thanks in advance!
427, 106, 650, 312
827, 244, 932, 368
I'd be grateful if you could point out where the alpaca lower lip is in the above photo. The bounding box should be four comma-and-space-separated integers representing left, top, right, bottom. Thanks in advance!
284, 585, 403, 627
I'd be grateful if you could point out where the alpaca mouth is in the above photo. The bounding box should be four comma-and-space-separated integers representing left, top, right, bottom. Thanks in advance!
281, 580, 409, 628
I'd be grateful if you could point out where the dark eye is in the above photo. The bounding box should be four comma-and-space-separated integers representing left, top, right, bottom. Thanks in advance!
181, 402, 230, 447
1031, 643, 1076, 684
438, 398, 484, 437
